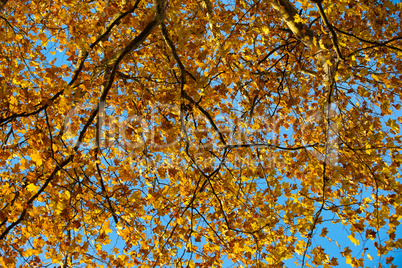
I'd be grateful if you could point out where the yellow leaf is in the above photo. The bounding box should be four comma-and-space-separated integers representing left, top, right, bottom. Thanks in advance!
27, 183, 40, 193
9, 95, 18, 106
31, 151, 43, 166
56, 202, 65, 214
262, 26, 270, 35
348, 234, 360, 246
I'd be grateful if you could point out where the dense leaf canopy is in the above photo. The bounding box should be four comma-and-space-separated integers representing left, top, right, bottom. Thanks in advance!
1, 0, 402, 267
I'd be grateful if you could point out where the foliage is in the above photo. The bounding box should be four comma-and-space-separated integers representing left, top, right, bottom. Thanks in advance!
1, 0, 402, 267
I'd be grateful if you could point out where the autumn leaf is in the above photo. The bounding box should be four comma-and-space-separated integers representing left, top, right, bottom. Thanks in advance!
348, 233, 360, 246
26, 183, 40, 193
1, 0, 402, 267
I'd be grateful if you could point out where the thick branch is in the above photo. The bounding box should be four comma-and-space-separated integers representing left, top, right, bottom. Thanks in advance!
201, 0, 221, 41
222, 143, 317, 150
0, 155, 73, 241
161, 22, 226, 146
270, 0, 333, 82
0, 0, 143, 127
270, 0, 315, 48
98, 0, 165, 70
0, 0, 165, 241
314, 2, 343, 60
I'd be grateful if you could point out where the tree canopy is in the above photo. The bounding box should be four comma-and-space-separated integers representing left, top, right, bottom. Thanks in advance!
1, 0, 402, 267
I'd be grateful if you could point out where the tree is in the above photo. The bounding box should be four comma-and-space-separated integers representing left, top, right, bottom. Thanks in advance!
1, 0, 402, 267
